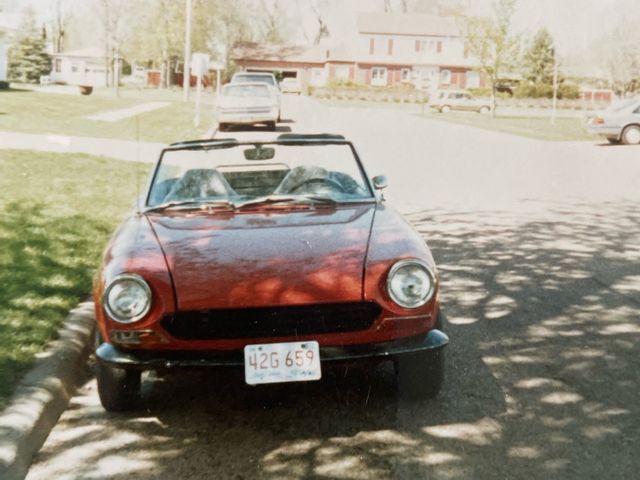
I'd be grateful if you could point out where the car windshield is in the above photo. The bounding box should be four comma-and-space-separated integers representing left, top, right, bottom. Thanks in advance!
222, 84, 271, 98
146, 142, 375, 208
233, 74, 276, 86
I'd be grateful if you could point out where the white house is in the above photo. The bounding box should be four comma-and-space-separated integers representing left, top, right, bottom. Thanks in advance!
50, 47, 119, 87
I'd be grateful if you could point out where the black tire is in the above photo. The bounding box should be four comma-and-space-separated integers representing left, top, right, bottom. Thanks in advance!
395, 348, 445, 400
96, 362, 141, 412
621, 125, 640, 145
266, 121, 277, 131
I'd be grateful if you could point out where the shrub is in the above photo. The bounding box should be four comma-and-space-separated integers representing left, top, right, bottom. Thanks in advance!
514, 82, 554, 98
326, 78, 365, 90
558, 83, 580, 100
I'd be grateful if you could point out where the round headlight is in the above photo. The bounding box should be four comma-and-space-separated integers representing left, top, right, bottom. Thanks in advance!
387, 259, 436, 309
103, 274, 152, 323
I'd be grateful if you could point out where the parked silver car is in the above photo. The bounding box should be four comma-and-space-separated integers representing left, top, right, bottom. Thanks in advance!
215, 83, 279, 131
586, 98, 640, 145
429, 89, 492, 114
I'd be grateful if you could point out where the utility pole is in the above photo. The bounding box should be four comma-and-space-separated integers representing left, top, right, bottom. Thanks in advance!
183, 0, 192, 101
551, 50, 558, 125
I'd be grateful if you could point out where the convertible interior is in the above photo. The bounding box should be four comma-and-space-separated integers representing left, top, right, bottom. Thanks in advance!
148, 165, 368, 205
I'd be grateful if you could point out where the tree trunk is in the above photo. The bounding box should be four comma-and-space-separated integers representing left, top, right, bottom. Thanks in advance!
491, 82, 497, 118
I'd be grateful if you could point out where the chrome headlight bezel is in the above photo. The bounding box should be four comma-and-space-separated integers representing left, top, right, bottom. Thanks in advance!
102, 273, 152, 324
386, 259, 437, 309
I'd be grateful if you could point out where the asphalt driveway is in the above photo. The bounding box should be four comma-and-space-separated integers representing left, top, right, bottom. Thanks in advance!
26, 96, 640, 480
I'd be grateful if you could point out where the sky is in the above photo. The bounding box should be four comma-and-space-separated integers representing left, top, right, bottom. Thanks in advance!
8, 0, 636, 58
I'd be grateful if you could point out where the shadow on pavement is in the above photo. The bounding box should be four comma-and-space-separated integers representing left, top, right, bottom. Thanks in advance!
27, 201, 640, 480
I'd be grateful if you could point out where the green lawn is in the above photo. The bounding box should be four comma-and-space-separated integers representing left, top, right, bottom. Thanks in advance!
0, 150, 147, 409
420, 111, 598, 142
0, 86, 216, 143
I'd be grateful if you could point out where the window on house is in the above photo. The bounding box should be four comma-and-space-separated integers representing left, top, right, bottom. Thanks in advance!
335, 65, 350, 80
440, 69, 451, 85
401, 68, 410, 82
55, 59, 62, 73
369, 38, 375, 55
416, 40, 436, 53
371, 67, 387, 86
388, 39, 393, 55
466, 71, 480, 88
436, 41, 442, 53
311, 67, 327, 86
71, 63, 79, 73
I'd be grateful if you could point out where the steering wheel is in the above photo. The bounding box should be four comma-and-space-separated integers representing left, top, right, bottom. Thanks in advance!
289, 177, 347, 194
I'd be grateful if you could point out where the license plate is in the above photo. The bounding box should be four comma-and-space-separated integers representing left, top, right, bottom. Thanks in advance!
244, 341, 321, 385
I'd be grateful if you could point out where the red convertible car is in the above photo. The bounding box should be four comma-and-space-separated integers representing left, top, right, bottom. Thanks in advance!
94, 134, 448, 411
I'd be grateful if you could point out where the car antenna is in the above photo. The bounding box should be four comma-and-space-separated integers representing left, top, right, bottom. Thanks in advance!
135, 114, 141, 214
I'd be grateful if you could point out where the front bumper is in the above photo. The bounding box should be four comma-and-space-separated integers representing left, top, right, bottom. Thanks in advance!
586, 124, 622, 138
96, 329, 449, 370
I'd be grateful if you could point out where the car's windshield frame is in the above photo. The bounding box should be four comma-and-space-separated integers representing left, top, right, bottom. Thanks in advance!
144, 138, 377, 210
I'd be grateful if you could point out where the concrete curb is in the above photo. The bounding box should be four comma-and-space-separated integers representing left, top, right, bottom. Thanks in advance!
0, 301, 95, 480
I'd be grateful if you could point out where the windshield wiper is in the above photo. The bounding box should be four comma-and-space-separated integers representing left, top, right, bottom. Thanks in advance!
236, 195, 297, 210
144, 199, 236, 213
237, 195, 339, 210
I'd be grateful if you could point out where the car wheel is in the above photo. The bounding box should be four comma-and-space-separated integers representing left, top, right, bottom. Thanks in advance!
621, 125, 640, 145
479, 106, 490, 114
266, 121, 277, 131
440, 105, 451, 113
394, 348, 445, 400
96, 362, 141, 412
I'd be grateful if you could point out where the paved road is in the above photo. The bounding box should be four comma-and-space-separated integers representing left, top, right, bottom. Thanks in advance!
26, 96, 640, 480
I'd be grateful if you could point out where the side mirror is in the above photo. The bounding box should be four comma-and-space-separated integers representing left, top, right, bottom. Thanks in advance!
372, 175, 388, 190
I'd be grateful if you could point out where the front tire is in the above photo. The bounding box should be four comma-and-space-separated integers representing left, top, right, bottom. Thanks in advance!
96, 362, 141, 412
440, 105, 451, 113
479, 106, 490, 114
395, 349, 445, 400
621, 125, 640, 145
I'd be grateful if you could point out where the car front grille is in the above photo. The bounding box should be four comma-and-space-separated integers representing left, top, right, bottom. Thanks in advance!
160, 302, 382, 340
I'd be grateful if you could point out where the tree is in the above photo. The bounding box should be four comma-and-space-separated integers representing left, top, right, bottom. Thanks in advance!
522, 28, 555, 84
259, 0, 289, 44
96, 0, 133, 90
8, 8, 51, 83
459, 0, 520, 117
50, 0, 73, 53
599, 22, 640, 95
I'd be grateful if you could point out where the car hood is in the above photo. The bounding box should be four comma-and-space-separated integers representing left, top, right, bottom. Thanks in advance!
146, 205, 376, 310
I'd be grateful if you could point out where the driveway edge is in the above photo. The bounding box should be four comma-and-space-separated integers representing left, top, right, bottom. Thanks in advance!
0, 301, 95, 480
